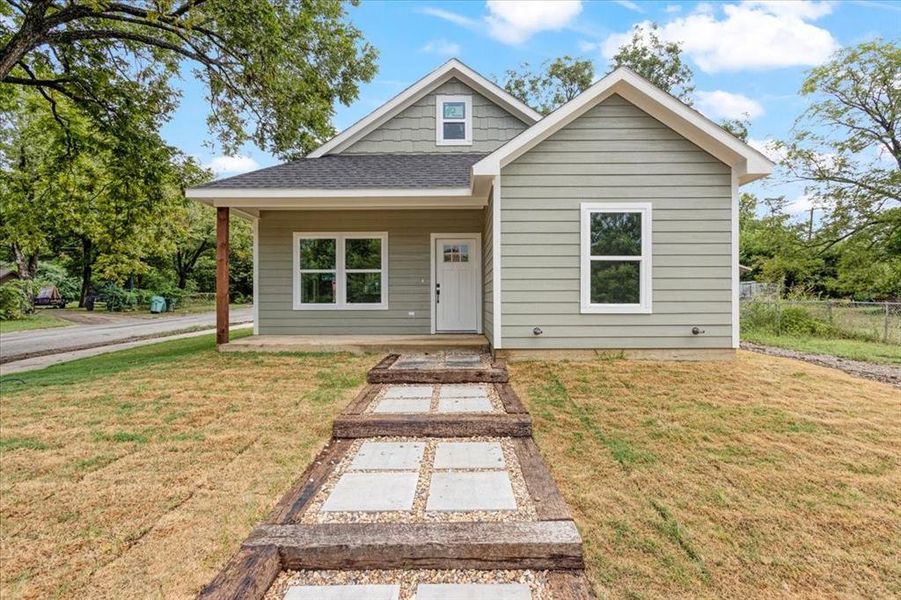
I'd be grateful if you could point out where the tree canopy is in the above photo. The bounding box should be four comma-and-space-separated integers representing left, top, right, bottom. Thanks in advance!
501, 56, 595, 116
609, 23, 694, 103
778, 39, 900, 254
0, 0, 378, 158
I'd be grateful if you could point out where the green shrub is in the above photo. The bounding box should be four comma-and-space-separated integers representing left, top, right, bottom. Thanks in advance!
0, 281, 33, 320
779, 306, 832, 336
97, 282, 137, 312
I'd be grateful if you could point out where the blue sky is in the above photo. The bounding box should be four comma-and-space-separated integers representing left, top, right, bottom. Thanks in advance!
161, 0, 900, 215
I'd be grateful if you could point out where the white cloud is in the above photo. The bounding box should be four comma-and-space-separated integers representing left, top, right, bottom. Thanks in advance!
205, 155, 259, 176
484, 0, 583, 45
422, 39, 462, 56
664, 4, 682, 13
614, 0, 644, 12
418, 7, 478, 29
748, 137, 787, 163
600, 1, 839, 72
743, 0, 833, 19
695, 90, 765, 120
785, 193, 816, 215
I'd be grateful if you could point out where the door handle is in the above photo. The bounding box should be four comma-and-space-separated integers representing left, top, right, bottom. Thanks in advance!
435, 282, 440, 303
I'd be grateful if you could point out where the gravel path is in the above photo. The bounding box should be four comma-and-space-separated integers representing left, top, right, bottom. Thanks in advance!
741, 342, 901, 388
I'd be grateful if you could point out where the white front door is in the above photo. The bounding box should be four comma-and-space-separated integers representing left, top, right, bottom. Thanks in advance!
434, 236, 480, 332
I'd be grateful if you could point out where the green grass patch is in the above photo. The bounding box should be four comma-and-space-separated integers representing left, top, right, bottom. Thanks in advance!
0, 312, 70, 334
743, 330, 901, 365
528, 370, 655, 470
0, 436, 48, 451
0, 329, 253, 392
93, 431, 148, 444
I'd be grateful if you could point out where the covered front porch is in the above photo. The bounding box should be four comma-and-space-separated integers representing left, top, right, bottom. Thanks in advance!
220, 333, 489, 355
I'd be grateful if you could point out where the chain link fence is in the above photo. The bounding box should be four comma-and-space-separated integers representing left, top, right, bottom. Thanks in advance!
741, 298, 901, 345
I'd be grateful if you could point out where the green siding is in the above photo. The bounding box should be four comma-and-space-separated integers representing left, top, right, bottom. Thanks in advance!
342, 79, 528, 154
258, 210, 482, 335
499, 94, 735, 350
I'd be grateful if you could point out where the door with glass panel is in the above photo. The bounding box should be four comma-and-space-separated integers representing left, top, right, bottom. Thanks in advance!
434, 236, 479, 332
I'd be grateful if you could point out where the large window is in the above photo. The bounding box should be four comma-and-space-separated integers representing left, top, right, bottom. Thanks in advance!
435, 95, 472, 145
580, 203, 652, 314
293, 232, 388, 310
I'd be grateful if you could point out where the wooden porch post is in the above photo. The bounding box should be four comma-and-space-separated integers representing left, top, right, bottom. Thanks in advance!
216, 207, 230, 345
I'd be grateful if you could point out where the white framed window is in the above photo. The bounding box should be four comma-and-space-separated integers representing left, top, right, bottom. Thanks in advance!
436, 95, 472, 145
293, 232, 388, 310
580, 202, 652, 314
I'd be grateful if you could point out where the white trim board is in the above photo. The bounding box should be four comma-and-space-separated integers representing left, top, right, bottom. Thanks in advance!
187, 187, 473, 199
472, 67, 773, 185
430, 232, 483, 335
308, 59, 541, 158
491, 176, 502, 349
579, 202, 653, 315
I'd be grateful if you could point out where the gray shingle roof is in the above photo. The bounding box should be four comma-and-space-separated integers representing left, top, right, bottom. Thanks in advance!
196, 153, 488, 190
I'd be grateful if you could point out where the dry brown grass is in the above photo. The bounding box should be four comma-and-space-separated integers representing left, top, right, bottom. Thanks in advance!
511, 351, 901, 599
0, 338, 375, 599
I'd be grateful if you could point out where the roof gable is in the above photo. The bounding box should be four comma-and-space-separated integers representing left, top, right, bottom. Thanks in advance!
473, 67, 773, 185
308, 59, 541, 158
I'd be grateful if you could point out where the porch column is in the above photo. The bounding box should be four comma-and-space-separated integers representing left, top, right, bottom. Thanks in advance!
216, 206, 230, 345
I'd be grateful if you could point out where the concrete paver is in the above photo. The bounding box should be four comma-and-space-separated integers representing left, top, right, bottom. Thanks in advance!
433, 442, 505, 470
384, 385, 434, 399
349, 441, 426, 471
285, 584, 401, 600
414, 583, 531, 599
322, 472, 419, 512
372, 398, 432, 414
436, 397, 493, 413
438, 384, 489, 399
426, 471, 517, 512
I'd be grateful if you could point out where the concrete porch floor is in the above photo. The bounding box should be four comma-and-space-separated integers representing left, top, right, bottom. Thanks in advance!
219, 334, 490, 355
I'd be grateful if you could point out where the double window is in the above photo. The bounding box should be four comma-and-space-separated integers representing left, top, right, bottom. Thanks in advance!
293, 232, 387, 310
580, 203, 652, 314
436, 95, 472, 145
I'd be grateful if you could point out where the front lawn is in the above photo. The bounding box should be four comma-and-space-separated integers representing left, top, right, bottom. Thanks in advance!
512, 353, 900, 598
0, 312, 70, 334
2, 340, 898, 598
0, 334, 374, 599
742, 329, 901, 364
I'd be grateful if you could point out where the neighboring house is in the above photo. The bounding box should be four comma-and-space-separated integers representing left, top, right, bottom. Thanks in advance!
0, 267, 21, 285
187, 59, 772, 359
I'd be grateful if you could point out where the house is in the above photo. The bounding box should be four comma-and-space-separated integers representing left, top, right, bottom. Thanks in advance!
186, 59, 772, 359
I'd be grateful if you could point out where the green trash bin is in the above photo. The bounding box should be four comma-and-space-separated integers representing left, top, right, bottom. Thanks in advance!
164, 297, 177, 312
149, 295, 166, 314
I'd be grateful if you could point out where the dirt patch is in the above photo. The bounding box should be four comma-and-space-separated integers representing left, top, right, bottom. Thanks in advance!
741, 341, 901, 387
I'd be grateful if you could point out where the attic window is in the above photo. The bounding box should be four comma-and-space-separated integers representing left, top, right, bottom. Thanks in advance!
436, 95, 472, 145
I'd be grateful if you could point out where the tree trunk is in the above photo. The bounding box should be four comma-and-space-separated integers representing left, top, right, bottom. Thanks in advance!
11, 243, 38, 280
0, 0, 54, 78
78, 237, 94, 308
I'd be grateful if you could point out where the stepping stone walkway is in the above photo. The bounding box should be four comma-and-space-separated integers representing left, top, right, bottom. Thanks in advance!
200, 353, 591, 600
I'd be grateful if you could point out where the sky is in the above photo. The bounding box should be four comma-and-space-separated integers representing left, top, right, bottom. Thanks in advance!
160, 0, 901, 217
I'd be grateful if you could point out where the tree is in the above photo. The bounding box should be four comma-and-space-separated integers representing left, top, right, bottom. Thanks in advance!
501, 56, 594, 115
0, 87, 194, 305
720, 115, 750, 142
0, 0, 378, 158
609, 23, 694, 103
778, 40, 900, 257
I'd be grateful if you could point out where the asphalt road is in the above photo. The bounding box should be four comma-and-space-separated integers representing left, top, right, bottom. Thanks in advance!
0, 307, 253, 363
